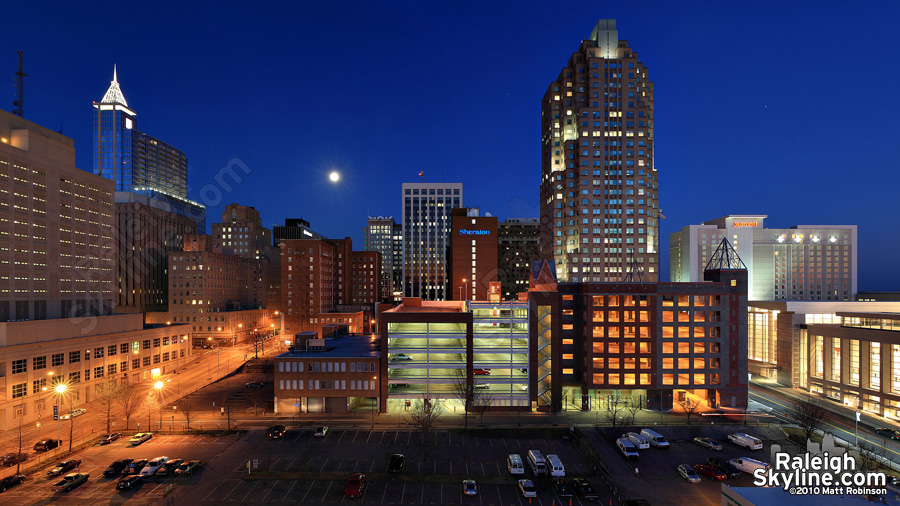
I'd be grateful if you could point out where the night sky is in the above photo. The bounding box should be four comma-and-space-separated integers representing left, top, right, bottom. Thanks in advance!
5, 1, 900, 290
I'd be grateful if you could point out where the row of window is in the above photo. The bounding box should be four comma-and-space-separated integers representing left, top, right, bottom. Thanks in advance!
278, 379, 376, 392
9, 338, 182, 374
278, 360, 375, 373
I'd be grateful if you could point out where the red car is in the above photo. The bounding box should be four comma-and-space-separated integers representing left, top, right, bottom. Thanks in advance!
693, 464, 727, 481
345, 473, 366, 498
473, 369, 491, 375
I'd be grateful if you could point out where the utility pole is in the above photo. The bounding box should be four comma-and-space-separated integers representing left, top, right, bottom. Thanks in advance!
12, 51, 26, 117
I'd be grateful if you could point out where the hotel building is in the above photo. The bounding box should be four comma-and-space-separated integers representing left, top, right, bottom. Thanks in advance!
498, 218, 540, 301
670, 215, 857, 301
540, 19, 659, 283
402, 182, 462, 300
449, 208, 498, 301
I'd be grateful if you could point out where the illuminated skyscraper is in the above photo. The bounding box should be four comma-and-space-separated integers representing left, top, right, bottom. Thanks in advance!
540, 19, 658, 283
92, 66, 205, 231
402, 182, 462, 300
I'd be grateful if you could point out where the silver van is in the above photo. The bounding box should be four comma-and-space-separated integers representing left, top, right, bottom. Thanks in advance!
623, 432, 650, 450
616, 438, 639, 459
507, 454, 524, 475
640, 429, 670, 449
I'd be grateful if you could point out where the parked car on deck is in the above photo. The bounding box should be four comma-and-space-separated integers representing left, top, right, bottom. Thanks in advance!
693, 437, 723, 450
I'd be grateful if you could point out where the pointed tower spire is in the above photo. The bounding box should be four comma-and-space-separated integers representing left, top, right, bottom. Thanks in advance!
100, 65, 129, 106
705, 237, 747, 271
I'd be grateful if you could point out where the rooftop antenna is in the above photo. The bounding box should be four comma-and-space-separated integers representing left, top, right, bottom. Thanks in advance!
418, 171, 424, 183
12, 51, 26, 117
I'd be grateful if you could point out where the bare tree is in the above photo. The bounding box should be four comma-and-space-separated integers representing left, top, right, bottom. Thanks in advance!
786, 395, 827, 442
472, 391, 494, 426
675, 395, 701, 425
856, 441, 887, 473
626, 396, 642, 426
95, 378, 122, 434
12, 412, 33, 474
143, 395, 158, 432
248, 331, 267, 359
605, 396, 625, 428
66, 399, 80, 452
406, 399, 445, 473
117, 384, 143, 430
248, 388, 269, 415
450, 370, 474, 430
178, 395, 199, 429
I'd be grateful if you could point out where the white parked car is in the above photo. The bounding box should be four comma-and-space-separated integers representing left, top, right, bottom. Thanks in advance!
140, 456, 169, 476
728, 433, 763, 450
392, 354, 414, 361
518, 479, 536, 498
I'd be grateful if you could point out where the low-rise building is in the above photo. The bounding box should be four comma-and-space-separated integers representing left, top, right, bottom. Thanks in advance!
273, 334, 382, 414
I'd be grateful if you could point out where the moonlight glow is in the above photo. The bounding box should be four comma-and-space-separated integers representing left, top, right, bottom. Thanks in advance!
329, 171, 340, 183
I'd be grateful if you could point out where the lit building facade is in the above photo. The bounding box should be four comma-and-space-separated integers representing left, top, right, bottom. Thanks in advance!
92, 67, 205, 231
449, 208, 498, 301
212, 203, 280, 311
0, 314, 191, 430
540, 19, 659, 284
671, 215, 857, 301
279, 237, 380, 335
363, 216, 399, 303
498, 218, 540, 301
0, 108, 115, 320
402, 182, 462, 300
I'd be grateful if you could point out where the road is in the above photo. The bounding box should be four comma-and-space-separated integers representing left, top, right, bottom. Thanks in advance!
750, 384, 900, 461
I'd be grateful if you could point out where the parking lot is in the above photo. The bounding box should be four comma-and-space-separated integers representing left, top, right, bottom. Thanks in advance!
584, 424, 788, 506
179, 428, 612, 505
0, 433, 239, 505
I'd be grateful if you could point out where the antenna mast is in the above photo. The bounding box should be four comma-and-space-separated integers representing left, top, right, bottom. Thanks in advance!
12, 51, 26, 118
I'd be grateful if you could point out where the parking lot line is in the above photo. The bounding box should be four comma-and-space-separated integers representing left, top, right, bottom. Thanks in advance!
300, 480, 315, 502
221, 479, 245, 501
380, 481, 389, 504
495, 463, 502, 476
240, 479, 261, 502
319, 458, 329, 472
282, 479, 299, 502
401, 483, 407, 504
321, 480, 333, 502
366, 431, 373, 444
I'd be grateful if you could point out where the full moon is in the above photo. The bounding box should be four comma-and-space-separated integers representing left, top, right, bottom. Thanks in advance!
329, 171, 340, 183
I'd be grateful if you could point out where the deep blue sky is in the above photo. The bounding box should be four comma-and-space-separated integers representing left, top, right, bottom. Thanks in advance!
5, 1, 900, 290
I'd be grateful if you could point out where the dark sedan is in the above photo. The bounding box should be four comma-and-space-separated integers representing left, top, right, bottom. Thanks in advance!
875, 428, 900, 440
0, 453, 27, 467
706, 456, 742, 479
103, 459, 134, 478
97, 433, 123, 445
388, 454, 405, 473
116, 475, 143, 491
47, 459, 81, 477
0, 475, 25, 493
121, 459, 148, 476
572, 478, 598, 500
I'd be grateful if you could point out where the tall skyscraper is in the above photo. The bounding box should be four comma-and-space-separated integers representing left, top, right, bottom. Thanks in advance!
540, 19, 658, 283
401, 182, 462, 300
670, 215, 857, 301
92, 66, 205, 231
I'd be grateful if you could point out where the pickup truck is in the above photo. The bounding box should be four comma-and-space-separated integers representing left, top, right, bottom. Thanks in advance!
51, 473, 89, 492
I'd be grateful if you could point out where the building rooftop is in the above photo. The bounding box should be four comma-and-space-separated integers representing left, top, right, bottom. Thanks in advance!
276, 335, 380, 358
722, 484, 896, 506
385, 299, 465, 313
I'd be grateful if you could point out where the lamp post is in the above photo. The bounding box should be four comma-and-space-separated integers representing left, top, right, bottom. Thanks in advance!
460, 278, 467, 301
155, 381, 164, 431
54, 383, 67, 442
855, 410, 861, 446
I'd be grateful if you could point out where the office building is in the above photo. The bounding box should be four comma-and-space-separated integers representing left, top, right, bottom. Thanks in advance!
363, 216, 400, 303
145, 234, 274, 346
273, 334, 382, 414
212, 203, 280, 311
0, 314, 191, 430
498, 218, 540, 301
92, 67, 205, 231
279, 237, 380, 335
0, 108, 115, 320
670, 215, 857, 301
449, 208, 498, 301
402, 182, 462, 300
540, 19, 659, 283
114, 192, 198, 314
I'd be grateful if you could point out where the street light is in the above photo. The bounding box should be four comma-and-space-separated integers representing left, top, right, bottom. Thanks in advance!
460, 278, 466, 301
54, 383, 67, 442
155, 381, 164, 431
855, 410, 861, 446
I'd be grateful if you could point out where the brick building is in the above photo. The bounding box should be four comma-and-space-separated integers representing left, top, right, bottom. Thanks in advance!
449, 208, 498, 301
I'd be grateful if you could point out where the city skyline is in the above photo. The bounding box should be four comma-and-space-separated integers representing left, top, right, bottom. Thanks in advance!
4, 2, 900, 290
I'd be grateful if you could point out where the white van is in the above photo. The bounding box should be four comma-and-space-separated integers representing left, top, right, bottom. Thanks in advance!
546, 454, 565, 477
728, 433, 763, 450
623, 432, 650, 450
729, 457, 770, 474
616, 438, 639, 460
507, 454, 524, 475
640, 429, 670, 449
527, 450, 546, 476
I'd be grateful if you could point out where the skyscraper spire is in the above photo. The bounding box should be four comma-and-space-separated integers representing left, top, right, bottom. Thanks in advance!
100, 64, 128, 106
